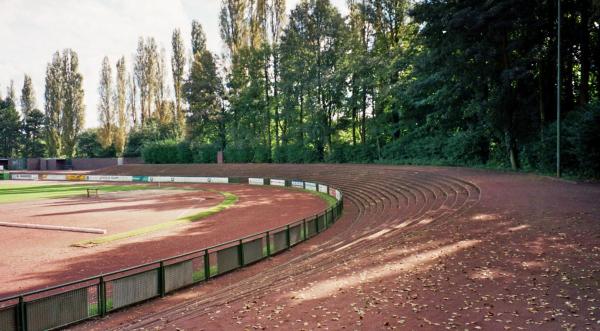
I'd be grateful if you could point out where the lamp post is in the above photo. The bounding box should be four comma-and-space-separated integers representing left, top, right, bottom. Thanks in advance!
556, 0, 561, 177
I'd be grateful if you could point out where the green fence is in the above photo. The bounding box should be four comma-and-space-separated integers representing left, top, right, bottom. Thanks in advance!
0, 176, 343, 331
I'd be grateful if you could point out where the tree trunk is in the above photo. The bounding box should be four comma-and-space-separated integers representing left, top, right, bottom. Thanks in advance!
273, 54, 280, 148
361, 87, 367, 145
264, 46, 272, 161
578, 3, 591, 106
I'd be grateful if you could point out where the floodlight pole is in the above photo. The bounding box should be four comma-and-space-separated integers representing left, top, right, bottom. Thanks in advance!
556, 0, 561, 178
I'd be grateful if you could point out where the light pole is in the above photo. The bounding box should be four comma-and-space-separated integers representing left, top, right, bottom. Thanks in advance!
556, 0, 561, 177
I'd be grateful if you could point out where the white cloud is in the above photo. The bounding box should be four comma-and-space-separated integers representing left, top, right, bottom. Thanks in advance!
0, 0, 347, 128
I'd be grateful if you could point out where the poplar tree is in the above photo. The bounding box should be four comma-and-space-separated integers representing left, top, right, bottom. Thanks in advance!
153, 48, 171, 125
98, 56, 114, 149
114, 56, 127, 155
20, 74, 36, 117
44, 51, 63, 157
134, 37, 159, 125
171, 28, 186, 136
60, 49, 85, 157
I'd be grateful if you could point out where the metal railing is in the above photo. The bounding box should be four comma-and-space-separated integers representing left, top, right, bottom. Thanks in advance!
0, 176, 343, 331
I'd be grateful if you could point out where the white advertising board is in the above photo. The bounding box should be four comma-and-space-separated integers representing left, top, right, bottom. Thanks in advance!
304, 182, 317, 191
207, 177, 229, 183
148, 176, 228, 184
270, 179, 286, 187
87, 175, 133, 182
248, 178, 264, 185
291, 180, 304, 189
12, 174, 39, 180
336, 190, 342, 201
318, 184, 328, 193
45, 174, 67, 181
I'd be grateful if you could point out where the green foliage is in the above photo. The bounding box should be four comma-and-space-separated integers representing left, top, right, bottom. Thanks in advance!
191, 143, 218, 163
123, 120, 179, 157
76, 129, 116, 157
0, 97, 21, 157
141, 140, 177, 164
141, 140, 191, 164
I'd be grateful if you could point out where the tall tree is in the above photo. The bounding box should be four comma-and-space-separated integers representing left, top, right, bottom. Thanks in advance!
44, 51, 63, 157
114, 56, 128, 155
153, 48, 171, 125
0, 95, 21, 157
186, 21, 224, 146
279, 0, 347, 160
171, 28, 186, 136
60, 49, 85, 158
98, 56, 114, 149
127, 72, 137, 127
20, 74, 36, 117
134, 37, 159, 125
22, 109, 46, 157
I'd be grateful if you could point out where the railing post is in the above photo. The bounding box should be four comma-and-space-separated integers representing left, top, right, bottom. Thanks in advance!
286, 225, 291, 248
18, 296, 26, 331
315, 214, 320, 233
303, 219, 307, 240
98, 276, 106, 317
238, 240, 244, 267
159, 262, 166, 297
266, 231, 271, 257
204, 249, 210, 281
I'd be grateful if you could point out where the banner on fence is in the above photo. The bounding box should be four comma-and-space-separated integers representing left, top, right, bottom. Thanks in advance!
208, 177, 229, 184
248, 178, 264, 185
304, 182, 317, 191
87, 175, 133, 182
318, 184, 328, 193
146, 176, 229, 184
132, 176, 149, 182
66, 175, 86, 181
11, 173, 39, 180
269, 179, 285, 187
291, 180, 304, 189
45, 174, 67, 181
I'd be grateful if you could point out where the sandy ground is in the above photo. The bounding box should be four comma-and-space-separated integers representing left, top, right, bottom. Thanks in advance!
0, 181, 326, 297
67, 164, 600, 331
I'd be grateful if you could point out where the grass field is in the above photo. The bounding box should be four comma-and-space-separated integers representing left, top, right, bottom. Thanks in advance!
0, 183, 155, 204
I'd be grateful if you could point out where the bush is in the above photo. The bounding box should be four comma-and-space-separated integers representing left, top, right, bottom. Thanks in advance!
142, 140, 191, 164
191, 143, 218, 163
224, 144, 253, 163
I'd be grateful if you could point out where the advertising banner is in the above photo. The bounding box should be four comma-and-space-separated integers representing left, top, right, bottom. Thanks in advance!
318, 184, 328, 193
248, 178, 264, 185
208, 177, 229, 184
304, 182, 317, 191
147, 176, 176, 183
87, 175, 133, 182
329, 187, 337, 197
45, 174, 67, 181
66, 175, 86, 181
132, 176, 149, 182
291, 180, 304, 189
11, 174, 39, 180
269, 179, 286, 187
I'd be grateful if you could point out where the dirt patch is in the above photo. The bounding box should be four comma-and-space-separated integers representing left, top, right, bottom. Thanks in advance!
0, 182, 326, 297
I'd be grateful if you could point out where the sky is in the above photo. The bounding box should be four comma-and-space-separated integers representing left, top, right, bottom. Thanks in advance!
0, 0, 348, 128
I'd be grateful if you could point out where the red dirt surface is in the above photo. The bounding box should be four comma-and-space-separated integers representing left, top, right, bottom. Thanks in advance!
0, 181, 326, 297
71, 164, 600, 331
